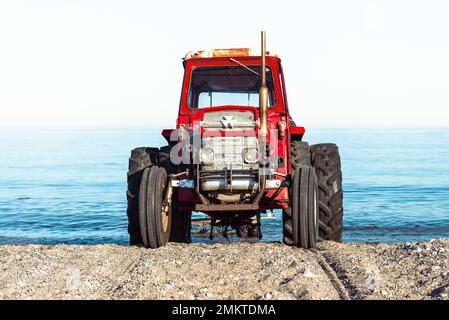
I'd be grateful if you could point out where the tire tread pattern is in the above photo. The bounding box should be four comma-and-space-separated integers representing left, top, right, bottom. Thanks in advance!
290, 141, 311, 169
311, 143, 343, 241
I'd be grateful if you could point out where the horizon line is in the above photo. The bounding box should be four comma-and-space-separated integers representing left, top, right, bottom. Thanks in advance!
1, 125, 449, 131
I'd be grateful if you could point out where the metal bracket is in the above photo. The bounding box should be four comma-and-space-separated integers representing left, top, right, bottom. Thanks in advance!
162, 170, 189, 214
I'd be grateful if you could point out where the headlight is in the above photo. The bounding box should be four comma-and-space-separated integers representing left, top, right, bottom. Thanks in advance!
200, 147, 214, 164
243, 148, 258, 164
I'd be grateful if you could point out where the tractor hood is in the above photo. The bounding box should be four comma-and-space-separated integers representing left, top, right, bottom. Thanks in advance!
200, 106, 258, 133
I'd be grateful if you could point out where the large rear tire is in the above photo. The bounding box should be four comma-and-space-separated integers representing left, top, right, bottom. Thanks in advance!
127, 147, 156, 245
283, 166, 318, 249
139, 166, 171, 248
290, 141, 311, 169
311, 144, 343, 242
158, 145, 177, 174
126, 170, 143, 245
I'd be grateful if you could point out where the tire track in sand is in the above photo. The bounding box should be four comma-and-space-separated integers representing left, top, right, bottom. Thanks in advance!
311, 249, 351, 300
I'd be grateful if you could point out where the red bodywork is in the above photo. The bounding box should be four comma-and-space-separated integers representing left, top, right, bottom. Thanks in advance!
162, 56, 305, 213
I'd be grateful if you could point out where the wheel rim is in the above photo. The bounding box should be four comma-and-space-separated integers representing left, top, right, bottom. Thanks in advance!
160, 178, 170, 233
162, 210, 169, 232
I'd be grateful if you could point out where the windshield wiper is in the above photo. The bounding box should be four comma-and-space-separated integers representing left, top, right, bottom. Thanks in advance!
229, 58, 273, 84
229, 58, 261, 77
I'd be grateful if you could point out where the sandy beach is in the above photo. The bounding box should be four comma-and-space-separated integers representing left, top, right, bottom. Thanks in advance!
0, 240, 447, 300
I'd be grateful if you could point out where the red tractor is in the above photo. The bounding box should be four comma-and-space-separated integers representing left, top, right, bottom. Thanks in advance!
126, 32, 343, 249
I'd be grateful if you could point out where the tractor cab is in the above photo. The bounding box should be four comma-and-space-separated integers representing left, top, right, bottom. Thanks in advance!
177, 48, 290, 126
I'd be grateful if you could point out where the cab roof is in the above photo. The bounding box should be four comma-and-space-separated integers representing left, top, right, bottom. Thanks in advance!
184, 48, 278, 60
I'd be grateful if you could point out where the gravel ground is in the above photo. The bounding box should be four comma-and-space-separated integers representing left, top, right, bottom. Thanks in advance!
0, 240, 447, 300
318, 239, 449, 300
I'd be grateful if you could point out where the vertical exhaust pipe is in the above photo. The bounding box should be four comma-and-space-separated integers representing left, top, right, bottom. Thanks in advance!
258, 31, 269, 195
259, 31, 268, 139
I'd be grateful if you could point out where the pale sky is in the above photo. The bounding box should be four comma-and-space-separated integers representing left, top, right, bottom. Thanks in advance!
0, 0, 448, 128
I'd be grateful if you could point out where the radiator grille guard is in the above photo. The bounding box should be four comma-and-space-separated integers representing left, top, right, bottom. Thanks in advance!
200, 135, 260, 193
198, 110, 277, 194
201, 136, 258, 171
201, 110, 258, 172
202, 111, 255, 132
200, 111, 257, 193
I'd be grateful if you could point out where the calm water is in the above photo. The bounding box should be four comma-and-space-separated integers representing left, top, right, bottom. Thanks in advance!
0, 128, 448, 244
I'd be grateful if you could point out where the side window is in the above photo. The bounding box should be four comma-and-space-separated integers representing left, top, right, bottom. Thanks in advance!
279, 64, 287, 107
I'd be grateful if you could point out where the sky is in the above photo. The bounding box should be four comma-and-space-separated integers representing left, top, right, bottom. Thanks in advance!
0, 0, 448, 128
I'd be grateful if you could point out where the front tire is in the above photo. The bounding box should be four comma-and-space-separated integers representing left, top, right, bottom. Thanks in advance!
283, 166, 318, 249
139, 166, 171, 248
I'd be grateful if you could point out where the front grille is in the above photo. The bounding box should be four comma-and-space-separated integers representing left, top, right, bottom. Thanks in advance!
202, 111, 255, 132
201, 136, 258, 171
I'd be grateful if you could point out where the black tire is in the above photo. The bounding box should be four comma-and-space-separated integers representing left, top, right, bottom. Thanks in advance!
282, 208, 294, 246
159, 145, 176, 174
126, 170, 143, 245
128, 147, 157, 176
139, 167, 154, 247
283, 166, 318, 249
311, 144, 343, 242
290, 141, 311, 169
139, 166, 171, 248
308, 171, 319, 248
169, 196, 192, 243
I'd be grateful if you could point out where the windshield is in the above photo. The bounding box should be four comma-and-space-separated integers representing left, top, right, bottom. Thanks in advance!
188, 65, 277, 109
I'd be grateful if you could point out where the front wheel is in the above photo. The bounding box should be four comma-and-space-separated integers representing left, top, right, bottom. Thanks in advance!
283, 166, 318, 249
139, 166, 171, 248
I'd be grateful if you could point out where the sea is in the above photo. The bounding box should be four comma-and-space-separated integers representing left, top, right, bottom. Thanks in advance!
0, 128, 448, 245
